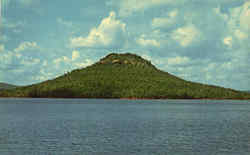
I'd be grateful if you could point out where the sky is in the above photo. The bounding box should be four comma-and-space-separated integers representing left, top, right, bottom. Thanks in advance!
0, 0, 249, 90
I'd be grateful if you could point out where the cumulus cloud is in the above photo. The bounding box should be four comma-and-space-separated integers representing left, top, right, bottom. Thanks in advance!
213, 1, 250, 45
0, 42, 46, 85
0, 52, 13, 67
32, 69, 53, 82
152, 9, 179, 29
238, 1, 250, 32
20, 58, 40, 66
147, 53, 248, 89
167, 56, 190, 65
234, 29, 248, 40
14, 41, 39, 52
72, 50, 80, 61
53, 56, 71, 67
108, 0, 244, 17
108, 0, 187, 17
1, 0, 249, 90
213, 7, 229, 21
74, 59, 94, 68
1, 18, 26, 34
228, 1, 250, 41
223, 36, 233, 47
136, 35, 160, 47
53, 51, 93, 70
171, 24, 201, 47
70, 11, 127, 49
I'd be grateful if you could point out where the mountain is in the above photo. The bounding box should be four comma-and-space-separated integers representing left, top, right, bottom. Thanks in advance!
0, 83, 17, 90
0, 53, 249, 99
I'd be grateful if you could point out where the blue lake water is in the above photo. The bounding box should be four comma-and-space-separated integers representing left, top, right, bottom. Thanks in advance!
0, 98, 250, 155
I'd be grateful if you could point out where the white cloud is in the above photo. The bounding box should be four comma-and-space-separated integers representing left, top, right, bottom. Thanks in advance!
213, 7, 229, 21
234, 29, 248, 40
72, 50, 80, 61
53, 53, 93, 69
238, 1, 250, 32
141, 54, 152, 61
111, 0, 187, 17
15, 53, 22, 58
14, 41, 39, 52
70, 11, 127, 49
74, 59, 93, 68
32, 69, 53, 81
168, 9, 179, 18
53, 56, 71, 65
0, 44, 5, 52
226, 1, 250, 41
223, 36, 233, 47
136, 35, 160, 47
20, 58, 40, 66
152, 9, 179, 29
110, 0, 242, 17
171, 24, 201, 47
53, 56, 71, 69
167, 56, 190, 65
0, 52, 13, 66
1, 19, 26, 34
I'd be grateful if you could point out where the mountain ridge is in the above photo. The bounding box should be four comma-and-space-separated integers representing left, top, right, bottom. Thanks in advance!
0, 53, 249, 99
0, 83, 17, 90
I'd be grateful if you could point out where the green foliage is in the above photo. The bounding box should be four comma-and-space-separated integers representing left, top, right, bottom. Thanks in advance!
0, 83, 17, 90
0, 53, 250, 99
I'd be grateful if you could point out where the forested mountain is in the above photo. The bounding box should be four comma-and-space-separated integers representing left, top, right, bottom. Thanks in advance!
0, 83, 17, 90
0, 53, 249, 99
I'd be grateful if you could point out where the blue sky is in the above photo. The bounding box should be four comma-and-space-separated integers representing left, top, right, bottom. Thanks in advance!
0, 0, 249, 90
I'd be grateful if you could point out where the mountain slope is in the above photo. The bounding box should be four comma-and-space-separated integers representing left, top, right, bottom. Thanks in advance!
0, 53, 249, 99
0, 83, 17, 90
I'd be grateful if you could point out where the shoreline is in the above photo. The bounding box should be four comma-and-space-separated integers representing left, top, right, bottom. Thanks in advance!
0, 97, 249, 101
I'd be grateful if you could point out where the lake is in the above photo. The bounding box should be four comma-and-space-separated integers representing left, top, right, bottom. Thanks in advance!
0, 98, 250, 155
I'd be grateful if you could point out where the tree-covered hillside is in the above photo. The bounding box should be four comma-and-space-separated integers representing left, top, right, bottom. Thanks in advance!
0, 83, 17, 90
0, 53, 249, 99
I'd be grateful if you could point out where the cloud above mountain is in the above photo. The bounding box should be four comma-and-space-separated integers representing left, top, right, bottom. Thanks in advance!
70, 11, 127, 49
0, 0, 249, 90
